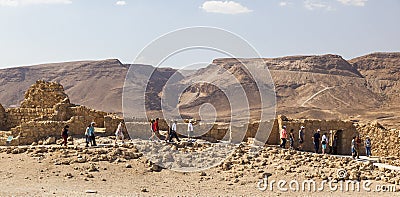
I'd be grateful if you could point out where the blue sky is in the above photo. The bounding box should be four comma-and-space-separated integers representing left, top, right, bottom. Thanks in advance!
0, 0, 399, 68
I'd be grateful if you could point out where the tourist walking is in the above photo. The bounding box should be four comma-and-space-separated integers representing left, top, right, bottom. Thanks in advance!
289, 129, 295, 149
280, 126, 287, 148
115, 122, 125, 144
187, 120, 194, 142
365, 136, 372, 157
298, 126, 305, 150
87, 122, 96, 146
321, 133, 328, 154
168, 120, 180, 143
149, 119, 156, 141
351, 136, 357, 159
85, 124, 90, 147
61, 125, 69, 147
312, 129, 321, 153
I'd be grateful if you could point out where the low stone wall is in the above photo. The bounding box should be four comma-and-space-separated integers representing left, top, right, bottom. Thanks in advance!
125, 119, 275, 143
356, 122, 400, 157
7, 120, 67, 145
5, 108, 55, 129
69, 106, 107, 128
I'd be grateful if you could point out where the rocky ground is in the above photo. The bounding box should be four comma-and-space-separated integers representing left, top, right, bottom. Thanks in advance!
0, 137, 399, 196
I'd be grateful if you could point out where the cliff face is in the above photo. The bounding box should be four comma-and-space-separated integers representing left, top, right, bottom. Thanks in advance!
349, 52, 400, 128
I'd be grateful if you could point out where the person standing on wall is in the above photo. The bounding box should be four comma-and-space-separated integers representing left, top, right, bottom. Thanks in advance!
312, 129, 321, 153
280, 126, 287, 148
61, 125, 69, 147
298, 126, 305, 151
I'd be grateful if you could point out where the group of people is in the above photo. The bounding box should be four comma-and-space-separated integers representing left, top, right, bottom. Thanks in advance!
280, 125, 372, 158
351, 135, 372, 159
60, 122, 98, 147
149, 118, 195, 143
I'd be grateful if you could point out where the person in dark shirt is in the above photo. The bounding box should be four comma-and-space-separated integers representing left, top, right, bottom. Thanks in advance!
61, 125, 69, 147
312, 129, 321, 153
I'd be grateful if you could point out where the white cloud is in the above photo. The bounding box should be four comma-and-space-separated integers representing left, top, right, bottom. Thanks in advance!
0, 0, 72, 6
337, 0, 367, 6
200, 1, 252, 14
304, 0, 333, 11
115, 1, 126, 6
279, 1, 292, 7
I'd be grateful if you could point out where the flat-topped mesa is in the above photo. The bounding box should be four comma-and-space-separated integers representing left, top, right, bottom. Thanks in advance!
20, 80, 70, 108
212, 54, 363, 78
350, 52, 400, 71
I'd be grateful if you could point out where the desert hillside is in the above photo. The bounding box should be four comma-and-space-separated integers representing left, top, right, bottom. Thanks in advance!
0, 52, 399, 127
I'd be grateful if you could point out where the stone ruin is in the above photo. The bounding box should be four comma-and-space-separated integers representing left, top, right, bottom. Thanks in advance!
127, 115, 359, 155
0, 80, 123, 146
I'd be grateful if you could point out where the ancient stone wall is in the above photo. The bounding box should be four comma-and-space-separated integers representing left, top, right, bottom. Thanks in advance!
268, 116, 357, 155
6, 120, 67, 146
69, 106, 107, 128
5, 108, 55, 129
0, 80, 124, 145
20, 80, 69, 108
356, 122, 400, 157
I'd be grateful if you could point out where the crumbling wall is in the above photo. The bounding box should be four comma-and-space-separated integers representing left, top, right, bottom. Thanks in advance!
69, 106, 107, 128
20, 80, 69, 108
356, 122, 400, 157
5, 120, 67, 146
269, 116, 357, 155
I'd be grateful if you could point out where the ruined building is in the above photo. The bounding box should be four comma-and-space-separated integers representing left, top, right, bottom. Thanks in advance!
0, 80, 122, 145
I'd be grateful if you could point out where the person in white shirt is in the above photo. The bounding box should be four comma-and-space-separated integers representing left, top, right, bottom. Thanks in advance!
167, 120, 180, 142
114, 122, 124, 144
321, 133, 329, 154
187, 120, 194, 141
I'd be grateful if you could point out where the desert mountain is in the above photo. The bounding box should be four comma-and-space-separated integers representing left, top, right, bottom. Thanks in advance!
0, 52, 399, 128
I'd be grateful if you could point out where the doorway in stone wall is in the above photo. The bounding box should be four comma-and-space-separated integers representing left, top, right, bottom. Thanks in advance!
334, 129, 343, 155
